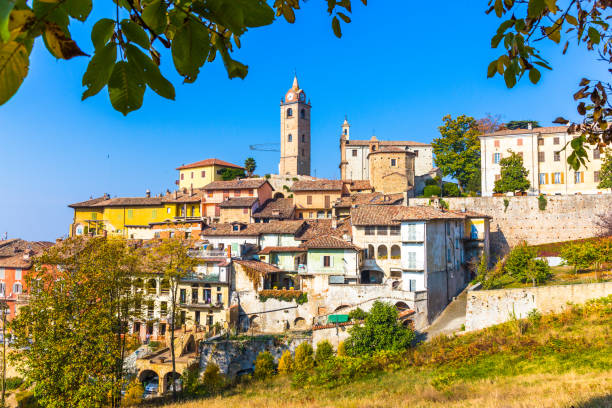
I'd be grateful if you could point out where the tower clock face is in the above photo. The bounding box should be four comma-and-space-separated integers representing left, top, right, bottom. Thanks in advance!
287, 92, 294, 101
299, 93, 305, 102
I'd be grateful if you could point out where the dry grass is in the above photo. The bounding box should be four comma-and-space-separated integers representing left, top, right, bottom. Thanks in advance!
162, 370, 612, 408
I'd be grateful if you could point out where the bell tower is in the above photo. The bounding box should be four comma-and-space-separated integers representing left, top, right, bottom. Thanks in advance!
279, 75, 311, 176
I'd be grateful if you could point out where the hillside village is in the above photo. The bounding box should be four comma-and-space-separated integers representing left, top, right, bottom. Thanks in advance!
3, 77, 612, 403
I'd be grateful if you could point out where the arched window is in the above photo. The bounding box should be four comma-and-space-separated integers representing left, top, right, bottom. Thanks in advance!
286, 108, 293, 117
343, 129, 347, 135
367, 244, 375, 259
391, 245, 401, 260
301, 134, 305, 143
13, 282, 22, 294
377, 245, 388, 260
300, 109, 305, 119
288, 134, 292, 142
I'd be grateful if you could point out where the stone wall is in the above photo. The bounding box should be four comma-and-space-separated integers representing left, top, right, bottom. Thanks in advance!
465, 282, 612, 331
312, 324, 353, 350
408, 195, 611, 257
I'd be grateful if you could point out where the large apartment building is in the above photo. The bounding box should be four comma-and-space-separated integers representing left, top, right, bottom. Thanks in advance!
480, 125, 610, 196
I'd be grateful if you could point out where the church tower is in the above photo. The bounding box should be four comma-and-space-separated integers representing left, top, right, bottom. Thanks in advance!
279, 76, 311, 176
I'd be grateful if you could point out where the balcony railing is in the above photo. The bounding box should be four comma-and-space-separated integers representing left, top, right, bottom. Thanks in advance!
188, 249, 228, 258
181, 273, 222, 283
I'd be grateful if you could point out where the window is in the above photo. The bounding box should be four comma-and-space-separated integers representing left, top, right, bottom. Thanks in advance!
167, 207, 171, 214
405, 252, 416, 269
127, 209, 133, 218
0, 283, 5, 296
406, 224, 416, 241
343, 129, 347, 135
286, 108, 293, 117
300, 109, 305, 119
391, 158, 397, 167
234, 189, 241, 197
152, 209, 157, 218
494, 140, 500, 148
13, 282, 22, 294
390, 226, 400, 236
414, 150, 419, 157
365, 226, 375, 236
169, 231, 175, 238
352, 149, 357, 157
594, 149, 601, 159
208, 191, 213, 198
288, 134, 292, 142
307, 195, 312, 205
301, 149, 305, 156
595, 171, 600, 183
180, 289, 186, 303
324, 195, 330, 208
553, 172, 562, 184
494, 153, 501, 164
553, 137, 560, 145
201, 170, 206, 177
0, 268, 4, 279
376, 226, 388, 235
191, 172, 194, 179
181, 174, 184, 180
517, 138, 523, 146
302, 134, 305, 142
377, 245, 388, 260
217, 170, 223, 175
15, 268, 21, 280
91, 212, 97, 220
317, 211, 325, 219
391, 245, 401, 259
539, 173, 547, 185
243, 208, 248, 214
323, 256, 331, 267
217, 293, 223, 305
409, 279, 417, 292
538, 138, 544, 146
554, 151, 560, 161
575, 171, 583, 184
367, 244, 375, 259
538, 152, 545, 162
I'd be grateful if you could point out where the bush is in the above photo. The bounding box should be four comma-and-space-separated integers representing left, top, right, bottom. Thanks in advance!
182, 364, 202, 396
423, 185, 441, 197
439, 198, 449, 210
347, 307, 368, 321
202, 363, 225, 395
277, 350, 294, 375
148, 341, 161, 351
337, 341, 346, 357
344, 301, 415, 357
122, 379, 144, 406
505, 242, 550, 284
538, 194, 547, 210
293, 343, 314, 372
265, 174, 271, 179
254, 351, 276, 379
442, 182, 461, 197
315, 341, 334, 365
16, 390, 40, 408
5, 376, 24, 390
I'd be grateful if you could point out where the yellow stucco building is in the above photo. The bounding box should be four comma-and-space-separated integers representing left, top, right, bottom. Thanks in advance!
176, 158, 244, 190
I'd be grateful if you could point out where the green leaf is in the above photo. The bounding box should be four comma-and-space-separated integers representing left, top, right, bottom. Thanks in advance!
0, 38, 30, 105
125, 43, 174, 100
108, 60, 145, 115
544, 25, 561, 43
171, 19, 209, 82
487, 60, 497, 78
214, 35, 247, 79
503, 65, 516, 88
43, 22, 87, 59
491, 33, 503, 48
527, 0, 545, 18
496, 19, 514, 35
494, 0, 503, 17
0, 0, 15, 43
33, 0, 69, 30
565, 14, 577, 26
587, 26, 600, 44
528, 67, 541, 84
332, 15, 341, 38
242, 0, 274, 27
64, 0, 92, 22
82, 42, 117, 100
91, 18, 115, 50
543, 0, 557, 13
142, 0, 168, 34
337, 12, 351, 23
121, 19, 150, 49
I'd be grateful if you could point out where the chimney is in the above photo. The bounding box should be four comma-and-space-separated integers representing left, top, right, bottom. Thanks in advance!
190, 186, 194, 196
403, 191, 409, 207
146, 189, 151, 198
174, 190, 178, 199
331, 217, 338, 229
527, 122, 533, 130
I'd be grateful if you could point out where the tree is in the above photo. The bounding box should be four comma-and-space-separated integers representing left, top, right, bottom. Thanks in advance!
293, 343, 314, 372
253, 351, 276, 379
314, 341, 334, 365
433, 115, 481, 194
0, 0, 366, 115
10, 237, 142, 408
598, 150, 612, 189
220, 168, 246, 181
486, 1, 611, 169
277, 350, 294, 375
344, 301, 415, 357
504, 241, 550, 284
493, 150, 531, 194
505, 120, 540, 130
477, 113, 506, 134
560, 241, 598, 274
146, 238, 198, 401
244, 158, 256, 177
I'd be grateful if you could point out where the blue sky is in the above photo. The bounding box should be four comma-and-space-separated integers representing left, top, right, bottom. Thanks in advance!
0, 1, 605, 241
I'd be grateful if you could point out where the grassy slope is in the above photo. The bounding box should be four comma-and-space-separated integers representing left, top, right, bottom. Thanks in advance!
163, 297, 612, 408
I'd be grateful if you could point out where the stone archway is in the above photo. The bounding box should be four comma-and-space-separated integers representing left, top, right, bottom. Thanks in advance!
139, 369, 159, 396
293, 317, 307, 330
334, 305, 350, 312
249, 315, 260, 331
395, 301, 410, 311
163, 371, 182, 393
274, 192, 285, 199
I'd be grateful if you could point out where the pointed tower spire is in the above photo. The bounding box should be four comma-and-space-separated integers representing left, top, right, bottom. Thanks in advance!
292, 73, 299, 90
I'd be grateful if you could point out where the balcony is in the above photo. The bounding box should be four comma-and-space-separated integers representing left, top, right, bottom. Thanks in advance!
188, 249, 228, 258
181, 273, 223, 283
179, 301, 224, 309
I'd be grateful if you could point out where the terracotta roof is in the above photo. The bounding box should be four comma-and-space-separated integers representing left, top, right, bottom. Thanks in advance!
253, 198, 295, 219
200, 223, 261, 236
92, 197, 163, 207
346, 180, 372, 191
296, 219, 352, 241
334, 193, 404, 208
392, 206, 468, 221
0, 239, 53, 268
176, 158, 244, 170
219, 197, 258, 208
258, 246, 306, 255
345, 140, 430, 147
161, 189, 205, 203
368, 146, 415, 156
68, 196, 109, 208
256, 220, 306, 235
202, 179, 268, 190
480, 126, 570, 137
351, 205, 405, 226
234, 260, 281, 274
291, 179, 344, 191
300, 235, 360, 250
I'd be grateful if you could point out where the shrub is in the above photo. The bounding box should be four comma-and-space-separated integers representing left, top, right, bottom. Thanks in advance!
293, 343, 314, 372
315, 341, 334, 365
503, 198, 510, 212
344, 301, 415, 357
560, 241, 598, 273
439, 198, 449, 210
5, 376, 24, 390
425, 178, 438, 186
122, 379, 144, 406
277, 350, 294, 375
265, 174, 271, 179
347, 307, 367, 321
202, 363, 225, 395
182, 364, 202, 396
442, 182, 461, 197
423, 185, 441, 197
337, 341, 346, 357
527, 309, 542, 326
148, 341, 161, 351
16, 390, 40, 408
538, 194, 547, 210
504, 242, 539, 282
254, 351, 276, 379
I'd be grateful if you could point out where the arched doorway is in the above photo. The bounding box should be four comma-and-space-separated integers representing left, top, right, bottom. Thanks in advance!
293, 317, 307, 330
360, 270, 383, 284
249, 315, 260, 331
274, 192, 285, 199
139, 370, 159, 396
395, 301, 410, 311
163, 372, 182, 393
